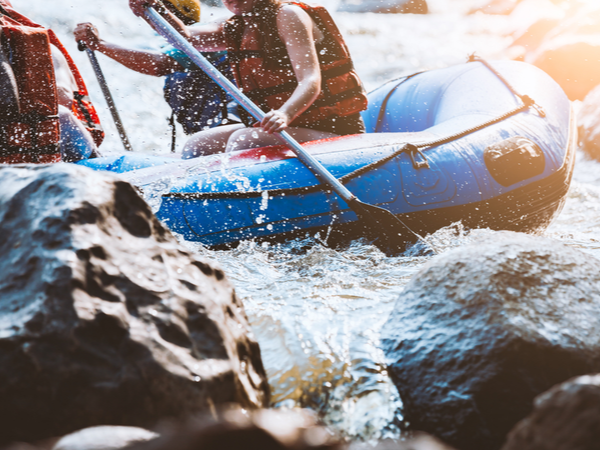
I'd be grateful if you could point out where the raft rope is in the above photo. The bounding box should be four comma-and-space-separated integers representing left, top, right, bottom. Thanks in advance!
373, 71, 424, 133
163, 56, 545, 200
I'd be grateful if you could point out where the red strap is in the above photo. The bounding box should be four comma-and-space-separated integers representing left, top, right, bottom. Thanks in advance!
47, 30, 90, 98
47, 30, 104, 147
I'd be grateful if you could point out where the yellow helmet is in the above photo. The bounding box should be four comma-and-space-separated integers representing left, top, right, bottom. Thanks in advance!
163, 0, 201, 25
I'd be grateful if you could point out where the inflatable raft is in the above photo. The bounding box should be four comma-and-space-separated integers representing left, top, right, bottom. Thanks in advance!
78, 59, 576, 249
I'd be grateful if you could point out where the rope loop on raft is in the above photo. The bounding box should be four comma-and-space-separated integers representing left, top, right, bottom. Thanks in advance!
468, 53, 545, 117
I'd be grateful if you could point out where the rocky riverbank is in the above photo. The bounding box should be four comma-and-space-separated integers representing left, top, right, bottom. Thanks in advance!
2, 166, 600, 450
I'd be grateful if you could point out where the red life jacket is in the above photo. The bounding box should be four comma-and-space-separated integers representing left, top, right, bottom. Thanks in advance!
224, 1, 368, 127
0, 2, 60, 163
0, 1, 104, 164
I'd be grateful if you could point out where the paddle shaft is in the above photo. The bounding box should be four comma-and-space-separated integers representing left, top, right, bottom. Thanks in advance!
78, 42, 134, 152
144, 6, 359, 207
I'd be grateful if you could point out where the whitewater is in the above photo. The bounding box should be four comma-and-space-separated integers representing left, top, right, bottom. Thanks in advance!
11, 0, 600, 442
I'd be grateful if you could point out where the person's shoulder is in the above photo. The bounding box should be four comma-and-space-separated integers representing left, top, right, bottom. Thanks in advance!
277, 2, 312, 21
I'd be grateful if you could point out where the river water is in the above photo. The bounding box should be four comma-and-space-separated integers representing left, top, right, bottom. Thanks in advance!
12, 0, 600, 442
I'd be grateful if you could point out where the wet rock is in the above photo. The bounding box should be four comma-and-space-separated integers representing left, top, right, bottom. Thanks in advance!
350, 433, 457, 450
0, 164, 269, 444
510, 18, 560, 58
337, 0, 427, 14
578, 84, 600, 160
502, 374, 600, 450
126, 408, 343, 450
381, 231, 600, 450
1, 442, 56, 450
532, 38, 600, 101
506, 0, 565, 60
52, 426, 159, 450
525, 4, 600, 100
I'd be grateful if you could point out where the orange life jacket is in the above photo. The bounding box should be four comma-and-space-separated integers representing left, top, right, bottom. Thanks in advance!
0, 1, 104, 164
224, 1, 368, 127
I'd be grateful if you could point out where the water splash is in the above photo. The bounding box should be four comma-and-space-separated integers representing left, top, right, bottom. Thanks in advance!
179, 226, 490, 440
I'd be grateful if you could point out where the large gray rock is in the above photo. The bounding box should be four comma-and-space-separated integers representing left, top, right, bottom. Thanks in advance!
382, 231, 600, 450
0, 164, 269, 444
502, 374, 600, 450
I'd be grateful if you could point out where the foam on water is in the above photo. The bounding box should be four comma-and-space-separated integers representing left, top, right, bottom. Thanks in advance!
11, 0, 600, 441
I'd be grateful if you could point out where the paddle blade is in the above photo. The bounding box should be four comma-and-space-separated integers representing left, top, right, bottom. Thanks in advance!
350, 199, 417, 255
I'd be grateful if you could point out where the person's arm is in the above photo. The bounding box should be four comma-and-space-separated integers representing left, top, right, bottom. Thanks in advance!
259, 5, 322, 134
188, 22, 228, 52
74, 22, 181, 76
129, 0, 228, 51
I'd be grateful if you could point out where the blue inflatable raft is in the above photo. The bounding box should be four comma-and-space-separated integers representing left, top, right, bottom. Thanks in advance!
78, 60, 576, 249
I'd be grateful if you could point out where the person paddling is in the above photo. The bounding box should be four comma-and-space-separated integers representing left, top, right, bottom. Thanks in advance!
74, 0, 240, 144
129, 0, 369, 159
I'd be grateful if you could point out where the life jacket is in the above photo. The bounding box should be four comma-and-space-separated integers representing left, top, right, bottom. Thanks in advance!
0, 2, 61, 163
164, 50, 236, 134
0, 1, 104, 164
48, 31, 104, 148
223, 1, 368, 127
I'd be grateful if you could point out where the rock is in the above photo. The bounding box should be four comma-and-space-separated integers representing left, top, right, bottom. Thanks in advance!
350, 433, 457, 450
0, 164, 269, 444
504, 0, 565, 60
1, 443, 52, 450
578, 84, 600, 160
381, 231, 600, 450
510, 18, 561, 56
525, 4, 600, 100
126, 408, 343, 450
502, 374, 600, 450
337, 0, 427, 14
469, 0, 520, 15
532, 37, 600, 101
52, 426, 159, 450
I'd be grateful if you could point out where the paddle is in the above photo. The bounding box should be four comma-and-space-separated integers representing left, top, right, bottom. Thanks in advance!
143, 5, 421, 254
78, 41, 134, 152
